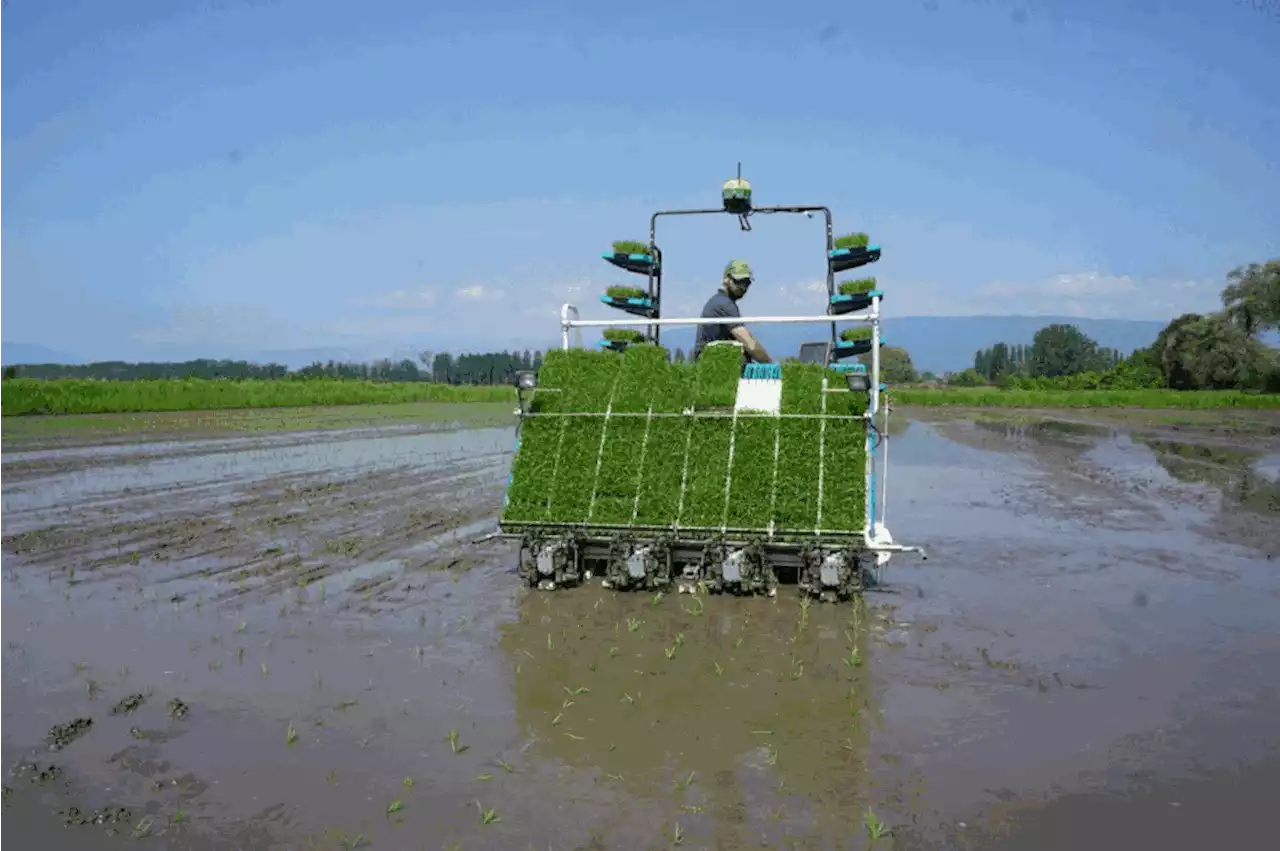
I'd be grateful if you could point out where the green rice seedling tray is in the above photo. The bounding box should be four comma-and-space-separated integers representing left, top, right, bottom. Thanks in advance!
501, 343, 868, 540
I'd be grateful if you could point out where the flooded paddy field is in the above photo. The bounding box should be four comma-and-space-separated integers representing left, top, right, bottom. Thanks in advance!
3, 405, 1279, 850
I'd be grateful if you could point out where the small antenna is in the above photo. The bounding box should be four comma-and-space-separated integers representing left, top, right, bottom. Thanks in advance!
737, 161, 742, 181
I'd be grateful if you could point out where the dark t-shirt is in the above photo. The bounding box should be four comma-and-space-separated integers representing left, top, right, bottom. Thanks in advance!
693, 290, 742, 359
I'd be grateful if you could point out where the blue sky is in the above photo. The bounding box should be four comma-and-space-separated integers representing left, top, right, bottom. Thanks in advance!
3, 0, 1278, 362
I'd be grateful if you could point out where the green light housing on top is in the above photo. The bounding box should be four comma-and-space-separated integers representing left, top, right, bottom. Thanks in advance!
722, 177, 752, 214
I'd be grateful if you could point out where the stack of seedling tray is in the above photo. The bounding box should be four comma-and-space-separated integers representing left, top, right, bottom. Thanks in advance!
828, 232, 881, 274
829, 277, 881, 315
502, 343, 869, 541
601, 240, 659, 277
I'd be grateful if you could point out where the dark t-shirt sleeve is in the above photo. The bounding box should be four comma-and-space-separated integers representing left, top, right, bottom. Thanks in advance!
705, 293, 742, 331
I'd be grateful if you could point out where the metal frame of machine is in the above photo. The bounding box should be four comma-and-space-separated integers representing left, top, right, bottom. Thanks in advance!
490, 168, 926, 600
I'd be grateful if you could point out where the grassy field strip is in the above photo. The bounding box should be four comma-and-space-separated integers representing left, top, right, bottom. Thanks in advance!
893, 388, 1280, 410
1, 378, 514, 416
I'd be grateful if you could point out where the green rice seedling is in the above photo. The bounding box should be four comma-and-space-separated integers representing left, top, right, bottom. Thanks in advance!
633, 358, 694, 525
833, 232, 870, 250
840, 326, 874, 343
605, 285, 647, 298
725, 410, 778, 530
822, 365, 868, 530
545, 351, 625, 523
864, 807, 890, 843
672, 822, 685, 846
602, 328, 647, 343
500, 350, 575, 522
386, 799, 403, 814
774, 364, 825, 532
838, 277, 877, 295
680, 346, 742, 528
611, 239, 649, 255
475, 801, 500, 825
476, 772, 493, 781
448, 728, 469, 754
497, 758, 514, 773
503, 340, 873, 536
286, 722, 297, 745
402, 776, 414, 789
589, 344, 668, 523
627, 617, 642, 633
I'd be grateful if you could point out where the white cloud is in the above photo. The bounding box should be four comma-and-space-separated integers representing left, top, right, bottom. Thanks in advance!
455, 284, 501, 301
354, 287, 438, 309
896, 270, 1219, 320
976, 271, 1140, 300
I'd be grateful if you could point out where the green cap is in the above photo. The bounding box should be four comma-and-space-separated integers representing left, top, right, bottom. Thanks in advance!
724, 259, 754, 282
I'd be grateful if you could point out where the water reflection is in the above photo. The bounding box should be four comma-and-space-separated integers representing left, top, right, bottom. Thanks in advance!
500, 588, 880, 848
1141, 439, 1280, 516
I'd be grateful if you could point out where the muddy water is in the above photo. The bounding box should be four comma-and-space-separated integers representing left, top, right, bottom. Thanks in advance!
3, 413, 1278, 850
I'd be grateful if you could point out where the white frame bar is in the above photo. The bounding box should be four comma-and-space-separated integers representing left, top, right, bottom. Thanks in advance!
560, 308, 878, 334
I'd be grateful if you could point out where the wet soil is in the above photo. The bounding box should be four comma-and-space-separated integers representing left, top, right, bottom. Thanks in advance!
3, 409, 1278, 849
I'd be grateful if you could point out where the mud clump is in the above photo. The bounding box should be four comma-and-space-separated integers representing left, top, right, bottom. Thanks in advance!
110, 693, 147, 716
166, 698, 189, 720
47, 717, 93, 751
11, 760, 64, 785
61, 805, 132, 828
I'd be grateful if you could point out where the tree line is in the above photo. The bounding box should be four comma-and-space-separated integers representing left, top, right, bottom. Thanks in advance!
949, 259, 1280, 392
5, 350, 552, 386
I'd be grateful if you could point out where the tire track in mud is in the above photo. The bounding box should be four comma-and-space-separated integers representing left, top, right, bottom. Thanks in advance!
2, 453, 513, 614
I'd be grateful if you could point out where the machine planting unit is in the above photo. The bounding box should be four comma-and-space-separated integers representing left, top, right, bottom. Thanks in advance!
495, 169, 925, 601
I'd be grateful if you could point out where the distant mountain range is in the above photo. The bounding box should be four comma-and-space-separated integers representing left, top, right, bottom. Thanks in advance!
1, 343, 77, 366
649, 315, 1169, 375
3, 315, 1170, 377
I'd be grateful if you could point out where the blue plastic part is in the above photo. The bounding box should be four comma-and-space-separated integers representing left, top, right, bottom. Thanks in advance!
828, 244, 881, 258
599, 295, 655, 308
879, 383, 888, 391
601, 252, 655, 264
743, 363, 782, 380
830, 363, 868, 374
830, 290, 884, 303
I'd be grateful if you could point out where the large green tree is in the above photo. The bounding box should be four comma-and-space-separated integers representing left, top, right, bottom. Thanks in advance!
859, 345, 916, 384
1028, 323, 1105, 378
1156, 312, 1271, 390
1222, 260, 1280, 336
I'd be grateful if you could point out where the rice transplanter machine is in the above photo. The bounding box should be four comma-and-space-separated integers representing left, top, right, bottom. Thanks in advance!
493, 168, 925, 601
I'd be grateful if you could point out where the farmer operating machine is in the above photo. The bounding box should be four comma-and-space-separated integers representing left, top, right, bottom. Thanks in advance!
496, 168, 925, 601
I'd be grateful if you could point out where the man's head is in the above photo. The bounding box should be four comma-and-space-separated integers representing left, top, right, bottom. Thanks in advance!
722, 259, 754, 300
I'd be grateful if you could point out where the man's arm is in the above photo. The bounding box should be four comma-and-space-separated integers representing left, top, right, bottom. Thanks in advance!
730, 326, 773, 363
